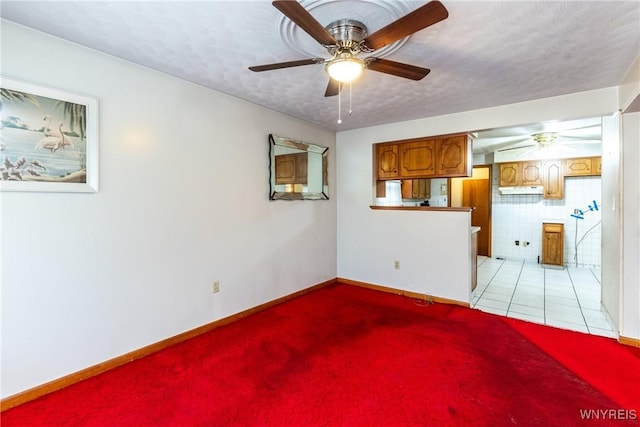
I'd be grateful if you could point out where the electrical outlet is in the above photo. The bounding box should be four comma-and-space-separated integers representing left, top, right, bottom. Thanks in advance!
394, 260, 400, 270
515, 240, 520, 246
212, 280, 220, 293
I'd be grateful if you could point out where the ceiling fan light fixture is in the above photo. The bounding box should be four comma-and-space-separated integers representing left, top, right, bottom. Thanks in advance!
533, 132, 558, 147
326, 53, 365, 83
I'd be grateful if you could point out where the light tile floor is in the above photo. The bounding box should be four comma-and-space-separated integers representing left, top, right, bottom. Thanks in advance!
472, 256, 617, 338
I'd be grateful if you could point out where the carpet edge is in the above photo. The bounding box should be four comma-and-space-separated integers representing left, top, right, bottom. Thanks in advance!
0, 278, 337, 412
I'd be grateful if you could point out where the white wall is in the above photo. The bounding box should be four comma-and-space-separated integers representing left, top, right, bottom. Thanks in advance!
618, 54, 640, 340
619, 56, 640, 112
621, 111, 639, 340
491, 173, 602, 267
0, 21, 337, 398
600, 114, 622, 331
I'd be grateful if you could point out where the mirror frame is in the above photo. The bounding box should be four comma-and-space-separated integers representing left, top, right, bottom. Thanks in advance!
269, 134, 329, 200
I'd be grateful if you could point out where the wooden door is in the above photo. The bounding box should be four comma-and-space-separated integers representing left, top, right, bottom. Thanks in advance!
462, 174, 491, 257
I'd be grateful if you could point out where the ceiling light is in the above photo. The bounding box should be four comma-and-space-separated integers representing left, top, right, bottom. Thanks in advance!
533, 132, 558, 147
326, 53, 365, 83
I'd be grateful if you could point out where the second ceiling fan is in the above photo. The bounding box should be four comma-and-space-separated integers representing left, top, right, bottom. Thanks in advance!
249, 0, 449, 97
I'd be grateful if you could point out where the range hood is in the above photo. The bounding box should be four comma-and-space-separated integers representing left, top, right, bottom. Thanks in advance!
499, 186, 544, 195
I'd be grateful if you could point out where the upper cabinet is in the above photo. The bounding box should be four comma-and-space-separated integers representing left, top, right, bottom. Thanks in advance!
498, 162, 519, 187
498, 161, 542, 187
275, 153, 307, 185
563, 157, 601, 176
498, 156, 601, 199
376, 133, 472, 180
436, 134, 472, 177
376, 143, 399, 179
399, 139, 436, 177
401, 178, 431, 199
542, 160, 564, 199
522, 161, 543, 186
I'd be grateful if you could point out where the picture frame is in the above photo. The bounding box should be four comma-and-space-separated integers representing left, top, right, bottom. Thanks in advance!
1, 77, 98, 192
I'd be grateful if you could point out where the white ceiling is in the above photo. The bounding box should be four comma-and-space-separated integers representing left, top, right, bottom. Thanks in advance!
2, 0, 639, 151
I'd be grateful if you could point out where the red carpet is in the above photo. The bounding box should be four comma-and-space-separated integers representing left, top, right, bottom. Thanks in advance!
3, 283, 639, 426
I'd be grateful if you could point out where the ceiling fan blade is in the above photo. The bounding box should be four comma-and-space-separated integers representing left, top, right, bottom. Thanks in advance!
473, 135, 531, 154
516, 147, 538, 158
498, 144, 536, 153
366, 58, 430, 80
272, 1, 337, 46
556, 135, 601, 142
249, 58, 322, 72
562, 139, 601, 144
555, 145, 577, 152
324, 78, 340, 97
541, 118, 601, 134
363, 0, 448, 51
558, 125, 601, 138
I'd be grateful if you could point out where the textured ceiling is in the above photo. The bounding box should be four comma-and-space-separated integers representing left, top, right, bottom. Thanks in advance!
2, 0, 639, 139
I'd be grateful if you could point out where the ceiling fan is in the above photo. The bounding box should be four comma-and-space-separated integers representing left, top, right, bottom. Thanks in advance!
477, 118, 603, 157
249, 0, 449, 97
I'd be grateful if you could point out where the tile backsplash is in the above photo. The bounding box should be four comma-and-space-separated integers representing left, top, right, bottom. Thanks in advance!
492, 171, 601, 267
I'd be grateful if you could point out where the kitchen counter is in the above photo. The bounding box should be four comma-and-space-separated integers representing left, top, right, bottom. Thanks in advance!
370, 206, 472, 212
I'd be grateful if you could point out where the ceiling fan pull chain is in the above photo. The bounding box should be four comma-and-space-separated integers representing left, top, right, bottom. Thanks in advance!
349, 81, 353, 116
337, 82, 343, 124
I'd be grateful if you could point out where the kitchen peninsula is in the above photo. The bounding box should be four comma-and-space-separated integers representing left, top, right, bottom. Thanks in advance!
370, 206, 472, 212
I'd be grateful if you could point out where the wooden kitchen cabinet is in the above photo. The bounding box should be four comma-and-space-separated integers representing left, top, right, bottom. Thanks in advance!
542, 160, 563, 199
436, 134, 472, 177
563, 157, 602, 176
498, 161, 542, 186
521, 161, 543, 185
275, 153, 307, 185
542, 222, 564, 267
375, 133, 471, 181
592, 156, 602, 175
376, 143, 399, 179
498, 162, 519, 187
399, 139, 436, 178
401, 179, 431, 199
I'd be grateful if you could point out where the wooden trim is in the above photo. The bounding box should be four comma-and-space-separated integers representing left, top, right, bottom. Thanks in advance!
1, 278, 337, 412
8, 276, 633, 410
369, 205, 472, 212
337, 278, 470, 308
619, 335, 640, 348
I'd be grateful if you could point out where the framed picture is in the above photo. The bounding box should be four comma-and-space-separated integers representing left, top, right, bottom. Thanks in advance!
1, 77, 98, 192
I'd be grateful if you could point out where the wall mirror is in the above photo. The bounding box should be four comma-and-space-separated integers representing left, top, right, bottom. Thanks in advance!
269, 134, 329, 200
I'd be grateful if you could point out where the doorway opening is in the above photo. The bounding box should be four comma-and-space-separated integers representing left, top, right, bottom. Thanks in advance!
451, 165, 492, 257
458, 117, 616, 338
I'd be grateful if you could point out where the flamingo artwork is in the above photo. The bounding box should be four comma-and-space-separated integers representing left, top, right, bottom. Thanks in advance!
42, 115, 58, 137
35, 122, 73, 152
